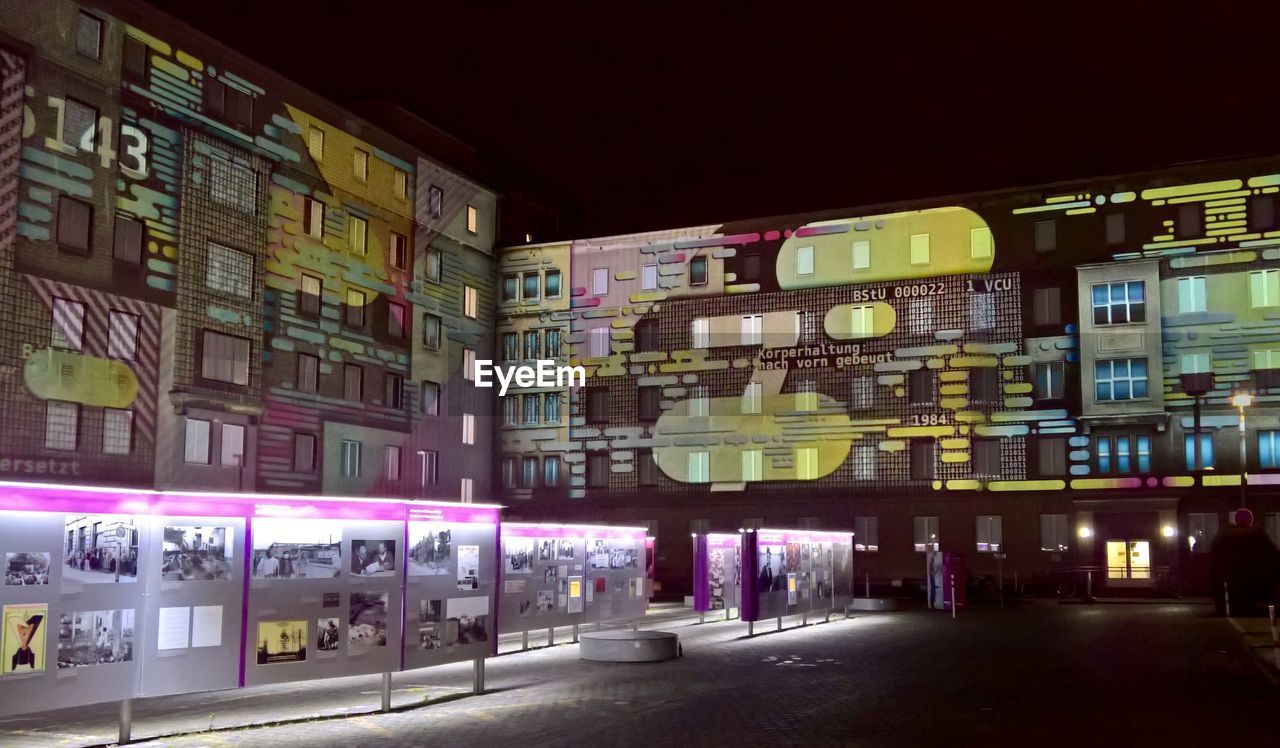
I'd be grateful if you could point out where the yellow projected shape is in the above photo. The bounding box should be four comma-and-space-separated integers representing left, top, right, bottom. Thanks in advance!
24, 349, 139, 408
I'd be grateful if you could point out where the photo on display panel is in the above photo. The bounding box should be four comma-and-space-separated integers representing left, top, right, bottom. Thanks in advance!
316, 617, 340, 653
456, 545, 479, 591
784, 542, 802, 574
542, 565, 557, 584
537, 539, 553, 561
418, 625, 443, 650
62, 515, 140, 584
758, 544, 785, 592
504, 538, 535, 574
348, 591, 388, 651
256, 620, 308, 665
2, 603, 47, 675
709, 549, 727, 610
349, 539, 397, 577
407, 525, 452, 576
609, 547, 638, 570
418, 599, 442, 624
588, 539, 611, 570
557, 539, 575, 560
57, 609, 135, 668
446, 597, 488, 646
536, 590, 554, 614
251, 519, 341, 579
161, 526, 233, 581
4, 552, 50, 586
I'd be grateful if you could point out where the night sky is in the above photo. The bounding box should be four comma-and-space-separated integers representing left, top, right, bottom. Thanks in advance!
149, 1, 1280, 239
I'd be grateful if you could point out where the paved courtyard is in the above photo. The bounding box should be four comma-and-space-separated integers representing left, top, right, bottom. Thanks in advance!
0, 601, 1275, 747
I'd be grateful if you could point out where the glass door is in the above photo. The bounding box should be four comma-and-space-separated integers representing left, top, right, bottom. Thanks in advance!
1105, 539, 1151, 580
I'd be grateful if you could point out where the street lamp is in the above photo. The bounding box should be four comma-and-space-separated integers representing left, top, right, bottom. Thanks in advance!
1231, 391, 1254, 508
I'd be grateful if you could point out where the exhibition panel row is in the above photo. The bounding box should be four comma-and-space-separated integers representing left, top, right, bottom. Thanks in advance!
0, 481, 648, 718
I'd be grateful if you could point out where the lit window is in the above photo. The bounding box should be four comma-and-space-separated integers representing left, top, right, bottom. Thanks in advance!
1253, 348, 1280, 370
970, 227, 992, 259
463, 348, 475, 380
523, 331, 540, 360
523, 272, 540, 301
184, 418, 210, 464
796, 447, 819, 479
221, 423, 245, 466
1250, 269, 1280, 308
393, 168, 408, 199
742, 449, 762, 481
502, 275, 518, 303
304, 198, 325, 239
348, 215, 367, 254
741, 314, 762, 345
1260, 430, 1280, 469
384, 445, 401, 480
543, 456, 561, 487
1095, 358, 1148, 401
851, 240, 870, 270
589, 327, 610, 358
855, 516, 879, 552
345, 288, 366, 328
425, 247, 442, 283
462, 413, 476, 445
300, 274, 322, 315
545, 329, 562, 358
850, 305, 874, 338
460, 477, 474, 502
466, 204, 478, 234
796, 246, 815, 276
102, 408, 133, 455
463, 285, 478, 318
1184, 432, 1214, 470
691, 318, 710, 348
523, 393, 539, 425
206, 243, 254, 297
690, 256, 708, 285
688, 451, 709, 483
1177, 276, 1206, 314
593, 268, 609, 295
353, 148, 368, 180
46, 401, 79, 451
1181, 353, 1211, 374
1091, 281, 1145, 324
913, 516, 939, 552
689, 387, 709, 417
1040, 514, 1069, 552
521, 456, 539, 488
742, 382, 762, 414
642, 264, 659, 290
51, 298, 85, 350
340, 439, 361, 478
909, 233, 930, 265
1097, 434, 1152, 474
545, 269, 562, 298
975, 515, 1002, 552
307, 126, 324, 161
854, 445, 876, 480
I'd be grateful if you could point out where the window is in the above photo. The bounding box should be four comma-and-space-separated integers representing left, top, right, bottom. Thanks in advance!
206, 243, 254, 297
463, 348, 476, 380
521, 457, 538, 489
50, 298, 84, 350
184, 418, 210, 464
544, 393, 561, 423
1105, 213, 1126, 245
422, 380, 440, 416
1184, 432, 1214, 470
689, 451, 710, 483
383, 445, 402, 480
1187, 513, 1218, 553
296, 353, 319, 393
522, 272, 540, 301
45, 401, 79, 451
502, 275, 518, 303
545, 328, 562, 358
353, 148, 368, 181
523, 330, 540, 360
307, 126, 324, 160
466, 205, 478, 234
635, 318, 659, 352
299, 274, 322, 315
545, 269, 562, 298
385, 373, 404, 409
105, 310, 141, 361
909, 368, 934, 404
1261, 430, 1280, 469
973, 439, 1001, 476
1033, 362, 1065, 400
692, 318, 710, 348
850, 305, 874, 338
102, 409, 133, 455
422, 313, 442, 351
587, 388, 609, 423
202, 79, 252, 129
464, 285, 479, 318
340, 440, 361, 478
1250, 269, 1280, 308
460, 477, 474, 502
62, 99, 97, 154
970, 227, 992, 259
1250, 196, 1275, 230
639, 387, 662, 422
1177, 204, 1202, 237
1181, 353, 1211, 374
1032, 287, 1061, 326
913, 516, 939, 552
1091, 281, 1145, 324
641, 264, 659, 290
201, 331, 250, 385
343, 364, 363, 402
852, 240, 871, 269
910, 440, 935, 480
1177, 276, 1206, 314
425, 247, 442, 283
421, 450, 439, 486
636, 449, 658, 486
208, 155, 256, 213
1037, 437, 1067, 476
741, 314, 762, 345
796, 447, 819, 479
1095, 358, 1148, 401
1096, 434, 1152, 474
740, 253, 762, 282
589, 327, 610, 358
796, 246, 815, 276
221, 423, 245, 466
113, 213, 144, 263
57, 196, 92, 253
1034, 220, 1056, 251
975, 515, 1002, 552
971, 368, 1000, 404
543, 456, 562, 487
502, 397, 518, 426
970, 293, 995, 331
1253, 349, 1280, 370
428, 185, 443, 218
742, 449, 763, 481
909, 233, 930, 265
346, 288, 366, 327
690, 256, 708, 285
502, 332, 518, 361
689, 386, 709, 417
348, 216, 367, 254
587, 452, 610, 488
462, 413, 476, 445
522, 393, 539, 425
742, 382, 762, 414
393, 168, 408, 200
851, 376, 875, 409
794, 385, 818, 412
854, 516, 879, 552
304, 198, 325, 239
592, 268, 609, 295
390, 232, 407, 270
293, 433, 316, 472
388, 301, 407, 339
122, 35, 148, 79
76, 12, 103, 59
854, 444, 876, 480
1040, 515, 1069, 552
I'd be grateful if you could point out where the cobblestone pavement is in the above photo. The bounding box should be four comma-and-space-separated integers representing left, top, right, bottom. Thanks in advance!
2, 601, 1275, 747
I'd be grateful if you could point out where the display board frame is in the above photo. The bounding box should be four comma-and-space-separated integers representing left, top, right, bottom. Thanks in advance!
692, 532, 742, 615
740, 528, 854, 624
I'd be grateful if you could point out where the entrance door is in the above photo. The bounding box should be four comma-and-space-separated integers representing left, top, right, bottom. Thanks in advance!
1106, 540, 1151, 580
1094, 511, 1158, 588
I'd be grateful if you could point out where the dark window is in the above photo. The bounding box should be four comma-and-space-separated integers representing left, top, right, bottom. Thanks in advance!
909, 368, 934, 404
300, 274, 322, 315
587, 452, 610, 488
296, 353, 319, 393
635, 318, 659, 352
388, 301, 407, 338
385, 373, 404, 409
638, 387, 661, 422
1091, 281, 1145, 325
204, 78, 225, 118
690, 256, 708, 285
523, 331, 539, 360
973, 439, 1001, 477
971, 368, 999, 403
345, 289, 366, 328
1034, 362, 1065, 401
543, 456, 561, 487
425, 247, 442, 282
520, 457, 539, 489
1105, 213, 1126, 245
422, 380, 440, 416
502, 274, 518, 302
293, 433, 316, 472
1032, 287, 1061, 326
200, 330, 251, 385
545, 269, 562, 297
122, 36, 148, 80
522, 273, 540, 301
502, 332, 518, 361
740, 253, 761, 282
75, 12, 103, 60
545, 329, 562, 358
428, 185, 444, 219
57, 196, 92, 254
423, 313, 442, 350
113, 213, 144, 263
1250, 196, 1275, 231
390, 232, 407, 270
1177, 205, 1202, 237
1034, 220, 1056, 252
205, 78, 252, 129
1037, 437, 1067, 477
910, 440, 935, 480
586, 388, 609, 424
344, 364, 363, 401
637, 448, 658, 486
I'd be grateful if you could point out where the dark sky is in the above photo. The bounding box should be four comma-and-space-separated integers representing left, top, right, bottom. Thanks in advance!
149, 1, 1280, 239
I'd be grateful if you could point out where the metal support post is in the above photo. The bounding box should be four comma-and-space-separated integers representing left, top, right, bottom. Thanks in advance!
522, 630, 529, 651
118, 698, 133, 745
1269, 605, 1279, 670
776, 616, 782, 632
950, 574, 956, 620
380, 672, 392, 712
1224, 582, 1231, 617
572, 623, 579, 643
473, 658, 485, 694
865, 572, 871, 598
548, 627, 554, 646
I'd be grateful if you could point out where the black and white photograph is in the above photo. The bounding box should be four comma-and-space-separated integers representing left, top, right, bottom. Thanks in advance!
446, 597, 488, 646
418, 598, 442, 625
407, 524, 452, 576
418, 625, 442, 650
537, 539, 553, 561
251, 519, 341, 579
56, 609, 135, 668
759, 545, 785, 592
456, 545, 479, 591
316, 617, 340, 652
161, 526, 233, 581
536, 590, 554, 614
504, 538, 535, 574
542, 565, 557, 584
518, 599, 532, 616
63, 514, 139, 584
349, 539, 397, 577
5, 552, 50, 586
609, 547, 639, 570
348, 591, 388, 651
588, 539, 611, 570
557, 539, 575, 560
323, 592, 341, 608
